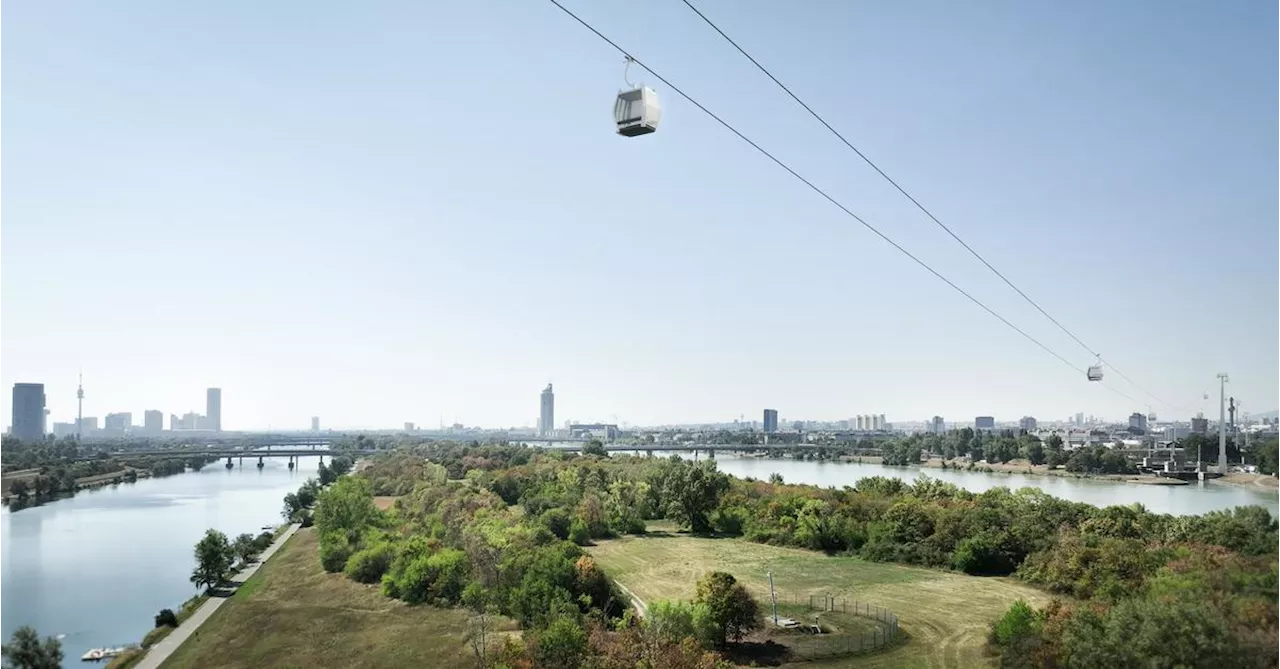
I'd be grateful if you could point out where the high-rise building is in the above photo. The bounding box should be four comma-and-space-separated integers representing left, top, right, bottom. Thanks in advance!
10, 383, 46, 441
1191, 415, 1208, 434
311, 416, 320, 432
763, 409, 778, 434
104, 412, 133, 432
878, 414, 887, 431
931, 416, 945, 435
78, 416, 99, 433
1019, 416, 1037, 432
144, 410, 164, 433
52, 422, 78, 438
206, 388, 222, 432
975, 416, 995, 431
1074, 412, 1084, 426
539, 384, 555, 437
1128, 412, 1148, 434
404, 422, 415, 432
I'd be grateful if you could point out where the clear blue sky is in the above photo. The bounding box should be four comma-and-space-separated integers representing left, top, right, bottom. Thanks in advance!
3, 0, 1276, 430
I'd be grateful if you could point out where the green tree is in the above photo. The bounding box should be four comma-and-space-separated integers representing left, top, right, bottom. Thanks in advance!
992, 600, 1039, 647
693, 571, 759, 646
1, 626, 63, 669
666, 460, 729, 533
190, 529, 235, 592
581, 439, 608, 457
232, 532, 259, 566
9, 479, 30, 499
530, 617, 587, 669
314, 477, 379, 543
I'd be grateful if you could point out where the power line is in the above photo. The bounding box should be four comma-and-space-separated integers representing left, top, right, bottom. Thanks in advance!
678, 0, 1186, 414
546, 0, 1085, 378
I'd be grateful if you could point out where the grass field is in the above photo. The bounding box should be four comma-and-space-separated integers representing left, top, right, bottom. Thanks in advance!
160, 528, 515, 669
588, 529, 1052, 669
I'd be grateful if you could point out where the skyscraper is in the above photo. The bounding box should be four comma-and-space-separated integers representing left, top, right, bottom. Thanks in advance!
311, 416, 320, 432
762, 409, 778, 434
144, 410, 164, 433
11, 383, 46, 441
931, 416, 945, 434
975, 416, 995, 431
105, 412, 133, 432
206, 388, 222, 432
539, 384, 555, 437
1019, 416, 1037, 431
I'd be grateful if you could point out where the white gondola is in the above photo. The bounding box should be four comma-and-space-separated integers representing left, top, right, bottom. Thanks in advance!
614, 86, 661, 137
1086, 365, 1103, 382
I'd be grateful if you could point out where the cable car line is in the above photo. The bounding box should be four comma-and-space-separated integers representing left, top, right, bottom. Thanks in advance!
547, 0, 1092, 379
677, 0, 1187, 412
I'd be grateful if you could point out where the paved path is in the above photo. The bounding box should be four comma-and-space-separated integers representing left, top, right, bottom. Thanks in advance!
135, 524, 300, 669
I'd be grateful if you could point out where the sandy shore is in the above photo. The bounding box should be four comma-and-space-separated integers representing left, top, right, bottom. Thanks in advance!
1218, 472, 1280, 491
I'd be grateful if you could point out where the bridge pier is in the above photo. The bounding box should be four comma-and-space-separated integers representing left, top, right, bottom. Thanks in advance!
257, 455, 265, 469
288, 456, 295, 470
225, 456, 234, 469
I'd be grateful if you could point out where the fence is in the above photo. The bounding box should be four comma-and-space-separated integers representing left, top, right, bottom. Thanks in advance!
767, 593, 900, 661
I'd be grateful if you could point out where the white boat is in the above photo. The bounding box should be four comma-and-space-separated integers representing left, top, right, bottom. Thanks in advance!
81, 646, 127, 662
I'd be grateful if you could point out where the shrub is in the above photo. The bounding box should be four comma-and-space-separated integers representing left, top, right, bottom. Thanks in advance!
153, 608, 178, 628
568, 518, 591, 546
344, 542, 395, 583
318, 530, 354, 573
530, 617, 588, 669
540, 508, 572, 540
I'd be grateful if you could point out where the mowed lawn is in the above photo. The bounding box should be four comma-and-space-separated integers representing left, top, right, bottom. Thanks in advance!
161, 528, 508, 669
588, 530, 1052, 669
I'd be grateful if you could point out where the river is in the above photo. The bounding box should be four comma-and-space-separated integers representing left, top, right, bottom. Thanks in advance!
667, 451, 1280, 517
1, 457, 310, 664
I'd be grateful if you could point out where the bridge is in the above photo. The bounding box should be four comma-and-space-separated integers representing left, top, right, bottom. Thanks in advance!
107, 446, 377, 460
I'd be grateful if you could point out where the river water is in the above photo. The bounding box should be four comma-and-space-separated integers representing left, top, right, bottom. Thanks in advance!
0, 457, 309, 664
662, 451, 1280, 517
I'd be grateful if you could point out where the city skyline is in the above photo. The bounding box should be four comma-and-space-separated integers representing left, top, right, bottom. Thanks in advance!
2, 0, 1275, 431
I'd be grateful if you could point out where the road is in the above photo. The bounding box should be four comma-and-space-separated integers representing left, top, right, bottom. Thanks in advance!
134, 523, 300, 669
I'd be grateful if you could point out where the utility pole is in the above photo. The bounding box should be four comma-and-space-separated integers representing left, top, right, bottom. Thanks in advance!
1217, 373, 1229, 473
767, 570, 778, 625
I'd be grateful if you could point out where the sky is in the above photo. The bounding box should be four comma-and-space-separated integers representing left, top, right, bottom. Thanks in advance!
2, 0, 1276, 431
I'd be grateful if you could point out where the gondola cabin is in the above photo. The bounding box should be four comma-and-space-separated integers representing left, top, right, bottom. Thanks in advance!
615, 86, 661, 137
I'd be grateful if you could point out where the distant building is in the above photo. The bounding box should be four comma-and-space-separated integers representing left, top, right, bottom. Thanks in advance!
539, 384, 555, 437
1164, 425, 1189, 440
144, 410, 164, 433
1075, 412, 1084, 426
78, 416, 99, 433
1128, 412, 1148, 434
171, 411, 203, 431
11, 383, 47, 441
52, 422, 77, 438
311, 416, 321, 432
878, 414, 887, 431
931, 416, 945, 435
1019, 416, 1037, 432
570, 423, 619, 441
763, 409, 778, 434
404, 422, 415, 432
104, 412, 132, 432
206, 388, 222, 432
1190, 416, 1208, 434
975, 416, 995, 431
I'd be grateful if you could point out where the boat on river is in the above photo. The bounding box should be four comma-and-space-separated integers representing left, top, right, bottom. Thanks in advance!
81, 646, 128, 662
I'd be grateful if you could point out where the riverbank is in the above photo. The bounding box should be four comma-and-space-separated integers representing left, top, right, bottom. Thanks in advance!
124, 523, 301, 669
1219, 471, 1280, 491
152, 527, 513, 668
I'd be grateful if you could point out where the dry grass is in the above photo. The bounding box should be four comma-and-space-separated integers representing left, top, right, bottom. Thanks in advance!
372, 496, 399, 511
588, 532, 1053, 669
160, 528, 514, 669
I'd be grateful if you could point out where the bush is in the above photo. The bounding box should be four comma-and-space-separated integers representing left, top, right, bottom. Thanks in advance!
153, 608, 178, 628
530, 617, 588, 669
694, 572, 759, 646
140, 626, 174, 649
318, 530, 354, 573
568, 518, 590, 546
344, 542, 395, 583
645, 600, 718, 649
540, 508, 572, 540
992, 600, 1039, 647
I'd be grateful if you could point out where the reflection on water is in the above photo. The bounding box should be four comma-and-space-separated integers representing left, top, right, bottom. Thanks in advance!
1, 458, 312, 665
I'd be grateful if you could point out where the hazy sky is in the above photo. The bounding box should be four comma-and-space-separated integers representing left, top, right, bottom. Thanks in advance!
3, 0, 1276, 431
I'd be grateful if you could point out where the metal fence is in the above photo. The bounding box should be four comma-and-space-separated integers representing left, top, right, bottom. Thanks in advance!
769, 593, 900, 661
